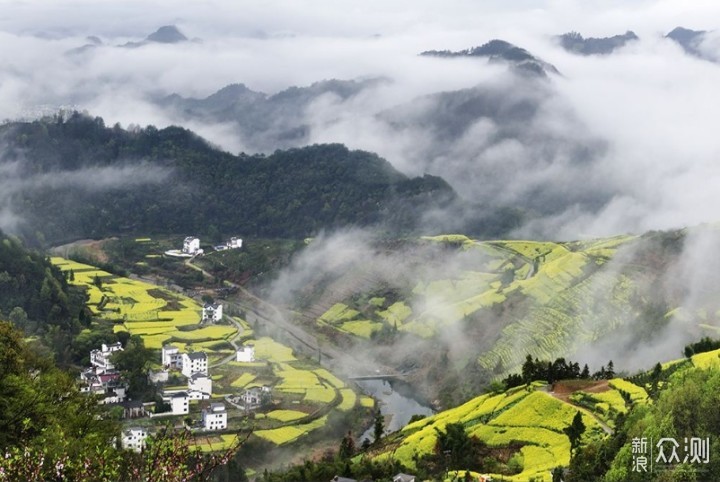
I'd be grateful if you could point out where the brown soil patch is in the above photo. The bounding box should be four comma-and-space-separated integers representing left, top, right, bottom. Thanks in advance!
549, 380, 610, 402
51, 237, 115, 263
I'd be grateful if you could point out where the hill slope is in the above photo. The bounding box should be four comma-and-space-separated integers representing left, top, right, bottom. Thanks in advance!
557, 31, 639, 55
420, 39, 560, 77
373, 340, 720, 482
0, 113, 454, 244
265, 226, 720, 407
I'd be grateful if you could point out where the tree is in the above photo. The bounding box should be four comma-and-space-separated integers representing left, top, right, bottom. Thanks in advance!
338, 431, 355, 460
580, 364, 590, 379
564, 411, 586, 454
435, 422, 474, 469
8, 306, 28, 331
112, 336, 154, 399
521, 354, 536, 383
605, 360, 615, 379
373, 410, 384, 443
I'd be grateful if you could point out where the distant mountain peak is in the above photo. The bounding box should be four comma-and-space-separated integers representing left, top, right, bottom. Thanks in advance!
146, 25, 188, 44
665, 26, 711, 60
420, 39, 559, 77
557, 30, 639, 55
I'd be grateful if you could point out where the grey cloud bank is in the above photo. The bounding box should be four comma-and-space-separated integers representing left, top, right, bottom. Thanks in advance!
1, 1, 720, 239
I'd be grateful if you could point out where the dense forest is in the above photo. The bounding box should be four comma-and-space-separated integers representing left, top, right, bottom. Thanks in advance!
0, 232, 89, 363
0, 113, 458, 245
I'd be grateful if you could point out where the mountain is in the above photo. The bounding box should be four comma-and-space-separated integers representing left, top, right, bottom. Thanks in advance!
665, 26, 710, 59
122, 25, 190, 48
420, 39, 560, 77
0, 113, 455, 245
377, 75, 607, 215
155, 78, 386, 152
262, 225, 720, 408
557, 31, 639, 55
67, 26, 191, 55
365, 347, 720, 482
65, 35, 104, 56
145, 25, 188, 44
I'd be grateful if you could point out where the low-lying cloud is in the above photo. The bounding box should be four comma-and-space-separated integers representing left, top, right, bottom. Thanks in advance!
2, 1, 720, 240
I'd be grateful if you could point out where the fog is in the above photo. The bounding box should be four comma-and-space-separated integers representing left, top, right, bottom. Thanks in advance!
3, 2, 720, 377
2, 1, 720, 239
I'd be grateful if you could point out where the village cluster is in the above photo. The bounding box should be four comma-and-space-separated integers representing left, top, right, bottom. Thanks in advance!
79, 302, 270, 454
165, 235, 242, 258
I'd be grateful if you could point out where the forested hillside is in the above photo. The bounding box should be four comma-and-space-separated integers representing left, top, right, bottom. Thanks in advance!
0, 232, 88, 362
263, 344, 720, 481
0, 113, 455, 245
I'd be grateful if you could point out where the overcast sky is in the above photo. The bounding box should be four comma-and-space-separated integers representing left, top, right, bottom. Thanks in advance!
1, 1, 720, 239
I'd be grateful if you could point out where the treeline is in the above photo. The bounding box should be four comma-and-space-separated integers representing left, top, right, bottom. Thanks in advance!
684, 336, 720, 358
0, 320, 247, 481
503, 355, 616, 388
1, 112, 456, 245
0, 232, 91, 363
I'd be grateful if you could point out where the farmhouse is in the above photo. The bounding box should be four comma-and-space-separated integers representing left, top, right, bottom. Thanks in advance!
227, 237, 243, 249
202, 302, 223, 322
393, 474, 417, 482
90, 342, 123, 372
121, 427, 148, 453
168, 392, 190, 415
241, 386, 271, 409
181, 351, 208, 378
147, 368, 169, 384
235, 345, 255, 362
188, 373, 212, 398
201, 403, 227, 431
161, 344, 182, 369
79, 368, 128, 404
183, 236, 200, 255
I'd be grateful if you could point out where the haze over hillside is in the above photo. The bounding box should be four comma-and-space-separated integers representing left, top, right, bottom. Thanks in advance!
3, 3, 720, 481
2, 3, 720, 239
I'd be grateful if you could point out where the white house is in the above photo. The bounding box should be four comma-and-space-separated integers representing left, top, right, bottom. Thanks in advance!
227, 237, 243, 249
90, 342, 123, 372
235, 345, 255, 363
181, 352, 208, 378
393, 474, 417, 482
148, 368, 169, 384
202, 403, 227, 431
202, 303, 223, 323
188, 373, 212, 397
241, 386, 271, 409
187, 390, 210, 400
169, 392, 189, 415
102, 384, 127, 405
183, 237, 200, 255
121, 428, 148, 453
161, 345, 182, 369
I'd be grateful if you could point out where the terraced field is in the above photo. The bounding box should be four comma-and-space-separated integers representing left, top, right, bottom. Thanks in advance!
53, 256, 371, 450
379, 378, 647, 482
313, 234, 640, 375
51, 257, 233, 350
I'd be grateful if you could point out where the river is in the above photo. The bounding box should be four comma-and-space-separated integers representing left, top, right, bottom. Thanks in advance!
356, 379, 435, 443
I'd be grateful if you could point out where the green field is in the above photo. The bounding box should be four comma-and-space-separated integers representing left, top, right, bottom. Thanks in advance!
254, 416, 329, 445
381, 380, 635, 482
51, 257, 234, 346
309, 234, 647, 379
52, 256, 369, 451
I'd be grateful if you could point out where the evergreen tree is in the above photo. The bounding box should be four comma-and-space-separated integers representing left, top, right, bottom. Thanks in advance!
564, 411, 586, 454
580, 364, 590, 379
605, 360, 615, 379
373, 410, 384, 443
338, 431, 355, 460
